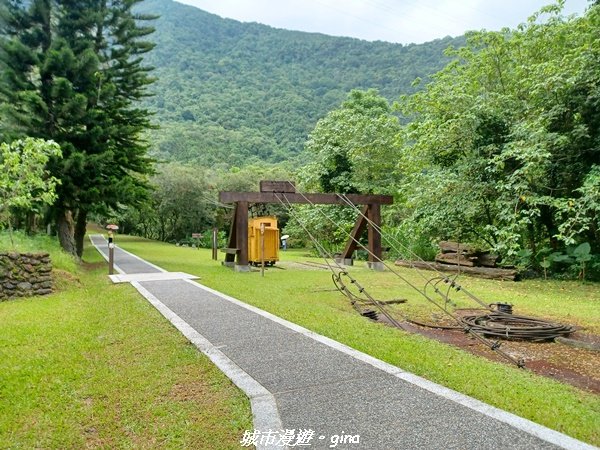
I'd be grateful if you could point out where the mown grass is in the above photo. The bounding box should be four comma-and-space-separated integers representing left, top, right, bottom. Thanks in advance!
113, 234, 600, 446
0, 233, 252, 448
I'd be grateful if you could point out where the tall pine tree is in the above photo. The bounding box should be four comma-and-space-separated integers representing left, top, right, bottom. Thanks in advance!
0, 0, 155, 256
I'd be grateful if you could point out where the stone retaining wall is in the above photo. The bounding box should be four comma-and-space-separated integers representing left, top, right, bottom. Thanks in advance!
0, 252, 53, 300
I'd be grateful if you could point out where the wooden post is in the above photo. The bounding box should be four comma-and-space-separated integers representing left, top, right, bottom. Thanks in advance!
108, 245, 114, 275
212, 227, 218, 260
224, 205, 238, 266
108, 231, 114, 275
260, 222, 265, 277
235, 201, 249, 271
339, 205, 369, 265
367, 203, 384, 271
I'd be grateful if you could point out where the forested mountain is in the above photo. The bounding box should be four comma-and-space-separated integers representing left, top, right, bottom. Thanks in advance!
137, 0, 464, 167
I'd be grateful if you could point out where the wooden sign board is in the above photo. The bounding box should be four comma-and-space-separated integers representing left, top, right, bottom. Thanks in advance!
259, 180, 296, 193
192, 233, 202, 238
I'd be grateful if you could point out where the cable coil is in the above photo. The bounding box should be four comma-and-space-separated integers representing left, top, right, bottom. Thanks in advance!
460, 313, 575, 342
272, 186, 575, 368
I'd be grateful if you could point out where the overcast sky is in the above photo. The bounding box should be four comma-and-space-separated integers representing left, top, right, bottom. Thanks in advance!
176, 0, 589, 44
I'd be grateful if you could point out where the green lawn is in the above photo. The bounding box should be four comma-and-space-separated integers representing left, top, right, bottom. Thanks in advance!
113, 234, 600, 446
0, 233, 252, 448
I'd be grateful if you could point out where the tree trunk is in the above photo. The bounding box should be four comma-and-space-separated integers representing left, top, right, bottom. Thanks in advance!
74, 209, 88, 258
57, 210, 77, 256
25, 212, 34, 234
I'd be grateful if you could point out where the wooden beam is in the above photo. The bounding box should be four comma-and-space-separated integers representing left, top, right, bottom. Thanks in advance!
368, 203, 382, 263
219, 191, 393, 205
340, 205, 369, 259
235, 201, 249, 267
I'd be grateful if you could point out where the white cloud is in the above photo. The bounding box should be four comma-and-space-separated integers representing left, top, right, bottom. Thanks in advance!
176, 0, 590, 44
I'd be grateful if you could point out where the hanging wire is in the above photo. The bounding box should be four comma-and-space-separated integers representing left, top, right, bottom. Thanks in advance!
336, 191, 574, 344
275, 188, 525, 368
274, 192, 410, 331
198, 193, 235, 209
277, 185, 525, 368
287, 188, 471, 313
336, 193, 492, 310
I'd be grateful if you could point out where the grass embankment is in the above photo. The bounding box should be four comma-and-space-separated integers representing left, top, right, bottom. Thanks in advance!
0, 231, 252, 448
115, 234, 600, 446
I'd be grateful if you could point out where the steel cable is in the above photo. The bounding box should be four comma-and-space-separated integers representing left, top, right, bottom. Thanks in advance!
334, 193, 576, 343
461, 313, 575, 342
277, 187, 526, 367
274, 193, 410, 331
336, 193, 491, 310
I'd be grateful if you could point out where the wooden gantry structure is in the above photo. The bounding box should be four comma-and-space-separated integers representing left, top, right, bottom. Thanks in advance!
218, 181, 393, 272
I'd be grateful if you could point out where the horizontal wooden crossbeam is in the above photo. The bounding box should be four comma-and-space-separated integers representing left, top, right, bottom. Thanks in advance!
219, 191, 393, 205
220, 183, 392, 271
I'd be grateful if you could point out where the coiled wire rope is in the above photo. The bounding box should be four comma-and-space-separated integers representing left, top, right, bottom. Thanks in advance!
335, 193, 575, 342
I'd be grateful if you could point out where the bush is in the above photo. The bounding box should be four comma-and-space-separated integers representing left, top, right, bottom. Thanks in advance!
381, 225, 437, 261
530, 242, 599, 281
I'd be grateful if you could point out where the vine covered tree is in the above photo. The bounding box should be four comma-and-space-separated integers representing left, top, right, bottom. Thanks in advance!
0, 0, 156, 256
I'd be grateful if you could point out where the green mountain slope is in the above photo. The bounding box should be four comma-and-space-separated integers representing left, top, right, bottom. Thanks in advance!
138, 0, 464, 167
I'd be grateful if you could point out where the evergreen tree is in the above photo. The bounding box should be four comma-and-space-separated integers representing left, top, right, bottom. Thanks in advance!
0, 0, 156, 256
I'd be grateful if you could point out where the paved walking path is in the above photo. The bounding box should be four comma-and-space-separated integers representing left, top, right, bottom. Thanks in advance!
89, 235, 594, 450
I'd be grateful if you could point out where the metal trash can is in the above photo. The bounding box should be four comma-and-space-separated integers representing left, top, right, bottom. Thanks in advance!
248, 216, 280, 266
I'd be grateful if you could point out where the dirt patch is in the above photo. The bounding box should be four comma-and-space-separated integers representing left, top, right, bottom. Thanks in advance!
278, 261, 329, 271
52, 269, 82, 290
82, 261, 107, 272
526, 360, 600, 393
170, 380, 214, 402
378, 314, 600, 394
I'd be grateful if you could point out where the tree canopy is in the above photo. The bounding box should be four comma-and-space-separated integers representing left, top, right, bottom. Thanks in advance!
134, 0, 463, 167
394, 2, 599, 276
0, 0, 156, 256
301, 89, 402, 195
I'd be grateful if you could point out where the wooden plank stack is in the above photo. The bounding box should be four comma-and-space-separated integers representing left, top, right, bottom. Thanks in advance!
436, 241, 498, 268
395, 241, 518, 281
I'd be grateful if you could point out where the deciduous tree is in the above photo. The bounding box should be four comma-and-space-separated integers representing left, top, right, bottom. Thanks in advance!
0, 138, 61, 246
396, 3, 600, 267
301, 89, 402, 195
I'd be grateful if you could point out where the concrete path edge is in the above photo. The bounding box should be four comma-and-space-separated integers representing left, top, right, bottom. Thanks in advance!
89, 236, 282, 449
131, 281, 283, 437
181, 279, 595, 450
89, 235, 596, 450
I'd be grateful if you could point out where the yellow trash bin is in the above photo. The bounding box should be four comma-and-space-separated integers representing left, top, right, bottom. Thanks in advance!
248, 216, 280, 266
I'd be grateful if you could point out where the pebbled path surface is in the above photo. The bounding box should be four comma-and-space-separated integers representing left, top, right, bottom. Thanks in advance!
90, 235, 592, 450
